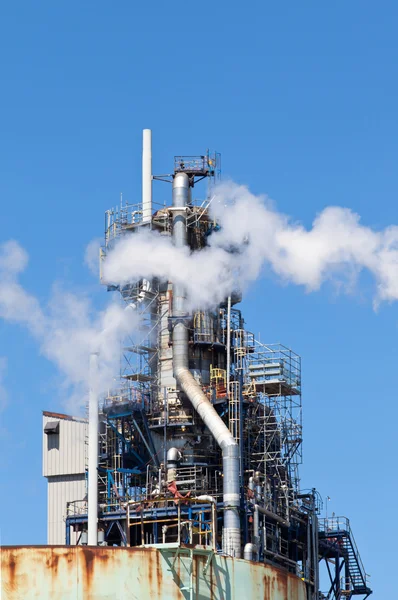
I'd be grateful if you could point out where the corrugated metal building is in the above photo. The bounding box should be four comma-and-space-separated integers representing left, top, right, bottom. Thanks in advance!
42, 411, 87, 544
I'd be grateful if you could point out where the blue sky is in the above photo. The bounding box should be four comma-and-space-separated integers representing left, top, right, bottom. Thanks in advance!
0, 1, 396, 595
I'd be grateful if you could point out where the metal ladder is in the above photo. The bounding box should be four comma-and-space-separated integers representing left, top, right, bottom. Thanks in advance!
318, 517, 372, 598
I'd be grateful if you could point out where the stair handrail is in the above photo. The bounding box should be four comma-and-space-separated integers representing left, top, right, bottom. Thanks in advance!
319, 516, 370, 589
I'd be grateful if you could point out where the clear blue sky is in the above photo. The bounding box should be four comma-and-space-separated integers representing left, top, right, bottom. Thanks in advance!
0, 1, 396, 596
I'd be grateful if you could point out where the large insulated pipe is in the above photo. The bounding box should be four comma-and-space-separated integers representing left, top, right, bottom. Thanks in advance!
171, 173, 241, 557
244, 542, 258, 561
142, 129, 152, 224
88, 352, 99, 545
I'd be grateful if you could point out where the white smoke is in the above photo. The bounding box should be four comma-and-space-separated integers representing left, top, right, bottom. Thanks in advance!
103, 181, 398, 308
0, 240, 138, 412
1, 181, 397, 410
84, 238, 102, 276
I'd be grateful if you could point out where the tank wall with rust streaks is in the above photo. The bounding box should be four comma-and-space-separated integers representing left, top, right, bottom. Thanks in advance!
1, 546, 307, 600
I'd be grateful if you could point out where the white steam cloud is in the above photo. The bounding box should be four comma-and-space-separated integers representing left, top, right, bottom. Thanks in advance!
0, 241, 137, 412
1, 181, 397, 411
103, 181, 398, 308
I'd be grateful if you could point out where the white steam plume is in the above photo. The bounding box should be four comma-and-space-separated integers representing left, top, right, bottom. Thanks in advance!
1, 181, 396, 410
0, 241, 138, 412
103, 181, 398, 308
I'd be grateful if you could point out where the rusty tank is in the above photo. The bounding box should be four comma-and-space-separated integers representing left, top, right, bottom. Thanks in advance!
1, 545, 306, 600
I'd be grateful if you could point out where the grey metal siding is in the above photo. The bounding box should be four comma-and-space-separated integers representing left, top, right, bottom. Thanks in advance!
42, 415, 87, 477
47, 474, 86, 544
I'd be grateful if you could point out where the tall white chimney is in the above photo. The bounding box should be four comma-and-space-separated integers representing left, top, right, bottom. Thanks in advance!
87, 352, 99, 545
142, 129, 152, 224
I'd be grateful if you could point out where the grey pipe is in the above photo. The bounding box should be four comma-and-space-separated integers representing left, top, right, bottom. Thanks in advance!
171, 173, 241, 558
253, 504, 259, 545
166, 447, 181, 465
255, 503, 290, 528
244, 542, 258, 561
226, 295, 231, 390
166, 446, 181, 486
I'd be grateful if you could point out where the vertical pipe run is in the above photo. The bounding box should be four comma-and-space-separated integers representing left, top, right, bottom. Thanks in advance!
171, 173, 241, 558
253, 504, 259, 546
88, 352, 99, 546
142, 129, 152, 224
226, 296, 231, 392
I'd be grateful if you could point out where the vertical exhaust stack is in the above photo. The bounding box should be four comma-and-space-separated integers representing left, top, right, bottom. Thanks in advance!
142, 129, 152, 224
171, 173, 241, 558
88, 352, 99, 546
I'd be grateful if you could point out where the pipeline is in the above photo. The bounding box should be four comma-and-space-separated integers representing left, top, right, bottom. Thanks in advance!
244, 542, 258, 561
254, 503, 289, 528
171, 172, 241, 558
88, 352, 99, 546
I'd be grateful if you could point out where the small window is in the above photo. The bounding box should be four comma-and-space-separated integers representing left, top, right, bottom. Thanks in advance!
44, 421, 59, 435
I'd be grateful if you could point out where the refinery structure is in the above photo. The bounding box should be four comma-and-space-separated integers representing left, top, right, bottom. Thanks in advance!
2, 131, 372, 599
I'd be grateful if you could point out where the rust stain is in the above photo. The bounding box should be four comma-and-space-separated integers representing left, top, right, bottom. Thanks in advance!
6, 551, 17, 591
43, 410, 86, 422
147, 548, 154, 596
45, 551, 60, 573
155, 547, 163, 592
82, 547, 96, 593
82, 546, 112, 597
275, 566, 288, 598
1, 545, 306, 600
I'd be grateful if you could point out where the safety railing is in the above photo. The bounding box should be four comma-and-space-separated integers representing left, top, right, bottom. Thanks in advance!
174, 156, 210, 174
319, 517, 370, 589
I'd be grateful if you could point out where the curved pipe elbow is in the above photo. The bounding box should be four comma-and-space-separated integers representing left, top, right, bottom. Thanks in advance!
167, 447, 181, 463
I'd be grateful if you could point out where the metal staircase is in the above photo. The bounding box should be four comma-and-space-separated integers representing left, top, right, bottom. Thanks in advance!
318, 517, 372, 599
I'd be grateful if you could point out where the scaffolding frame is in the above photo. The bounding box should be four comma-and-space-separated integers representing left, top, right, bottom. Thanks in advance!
245, 342, 302, 500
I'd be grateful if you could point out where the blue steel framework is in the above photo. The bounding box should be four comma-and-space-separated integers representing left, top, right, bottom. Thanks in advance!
65, 149, 372, 600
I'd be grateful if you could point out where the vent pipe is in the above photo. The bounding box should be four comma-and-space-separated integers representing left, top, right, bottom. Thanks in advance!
171, 173, 241, 557
142, 129, 152, 224
88, 352, 99, 546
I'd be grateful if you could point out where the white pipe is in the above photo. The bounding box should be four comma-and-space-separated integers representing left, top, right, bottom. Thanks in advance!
244, 542, 258, 561
88, 352, 99, 545
142, 129, 152, 224
196, 495, 216, 504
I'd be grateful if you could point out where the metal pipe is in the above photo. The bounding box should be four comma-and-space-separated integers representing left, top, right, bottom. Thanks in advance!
126, 503, 131, 546
253, 504, 259, 546
195, 496, 217, 550
244, 543, 258, 561
88, 352, 99, 546
226, 296, 231, 391
142, 129, 152, 224
171, 173, 241, 558
255, 504, 290, 528
166, 446, 180, 485
167, 447, 181, 464
196, 495, 216, 504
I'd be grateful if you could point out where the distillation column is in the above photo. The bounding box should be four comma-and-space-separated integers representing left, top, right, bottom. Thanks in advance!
171, 172, 241, 557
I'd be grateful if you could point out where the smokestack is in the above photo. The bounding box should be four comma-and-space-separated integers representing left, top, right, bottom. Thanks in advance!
171, 173, 241, 558
142, 129, 152, 224
88, 352, 99, 545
